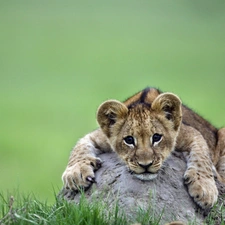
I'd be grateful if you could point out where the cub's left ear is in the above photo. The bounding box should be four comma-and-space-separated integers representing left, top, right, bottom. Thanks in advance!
97, 100, 128, 137
151, 93, 182, 131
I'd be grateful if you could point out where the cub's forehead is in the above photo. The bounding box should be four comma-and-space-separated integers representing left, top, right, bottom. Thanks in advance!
123, 104, 164, 134
128, 104, 152, 121
124, 106, 153, 132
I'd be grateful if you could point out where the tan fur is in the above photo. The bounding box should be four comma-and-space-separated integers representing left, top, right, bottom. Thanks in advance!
62, 87, 225, 209
96, 93, 182, 175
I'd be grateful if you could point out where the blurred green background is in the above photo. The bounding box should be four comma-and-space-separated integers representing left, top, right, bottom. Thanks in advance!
0, 1, 225, 204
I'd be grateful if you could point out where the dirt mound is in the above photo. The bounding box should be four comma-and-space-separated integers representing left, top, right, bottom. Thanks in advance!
60, 152, 223, 224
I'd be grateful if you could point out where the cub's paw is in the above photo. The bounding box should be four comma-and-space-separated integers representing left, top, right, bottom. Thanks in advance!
62, 156, 102, 191
184, 169, 218, 209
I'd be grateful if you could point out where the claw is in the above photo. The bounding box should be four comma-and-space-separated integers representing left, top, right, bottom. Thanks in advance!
86, 176, 96, 183
90, 159, 102, 170
96, 162, 102, 169
184, 176, 191, 184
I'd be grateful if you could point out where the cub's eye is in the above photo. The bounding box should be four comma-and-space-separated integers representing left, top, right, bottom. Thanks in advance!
123, 136, 135, 146
152, 133, 162, 145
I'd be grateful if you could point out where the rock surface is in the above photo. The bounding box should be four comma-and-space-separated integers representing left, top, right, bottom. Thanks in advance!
60, 152, 224, 224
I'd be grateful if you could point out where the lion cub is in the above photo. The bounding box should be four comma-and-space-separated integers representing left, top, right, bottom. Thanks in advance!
62, 87, 225, 209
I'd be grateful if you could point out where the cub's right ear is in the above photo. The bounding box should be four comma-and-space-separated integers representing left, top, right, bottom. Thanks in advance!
97, 100, 128, 138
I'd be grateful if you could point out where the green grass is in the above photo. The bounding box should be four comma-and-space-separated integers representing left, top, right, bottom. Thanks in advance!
0, 191, 164, 225
0, 190, 225, 225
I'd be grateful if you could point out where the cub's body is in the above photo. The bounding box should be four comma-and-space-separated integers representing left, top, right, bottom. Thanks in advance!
62, 87, 225, 209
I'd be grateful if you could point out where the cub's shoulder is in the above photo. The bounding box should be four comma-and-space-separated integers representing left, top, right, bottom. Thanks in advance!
123, 87, 161, 108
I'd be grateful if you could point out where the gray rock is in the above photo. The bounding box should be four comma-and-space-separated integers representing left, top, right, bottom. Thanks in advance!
60, 152, 221, 224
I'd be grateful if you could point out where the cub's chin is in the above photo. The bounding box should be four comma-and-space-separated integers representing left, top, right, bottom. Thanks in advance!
133, 172, 158, 181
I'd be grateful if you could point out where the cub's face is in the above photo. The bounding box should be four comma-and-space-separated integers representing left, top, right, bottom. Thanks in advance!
97, 93, 182, 180
114, 106, 177, 175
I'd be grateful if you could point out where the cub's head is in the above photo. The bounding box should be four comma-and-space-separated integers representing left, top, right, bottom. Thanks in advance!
97, 92, 182, 180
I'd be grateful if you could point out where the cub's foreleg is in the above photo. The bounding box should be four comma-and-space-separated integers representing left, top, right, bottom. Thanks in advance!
62, 129, 111, 191
215, 128, 225, 183
177, 124, 218, 208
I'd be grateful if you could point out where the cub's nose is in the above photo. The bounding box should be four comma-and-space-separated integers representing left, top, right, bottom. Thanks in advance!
138, 162, 153, 170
